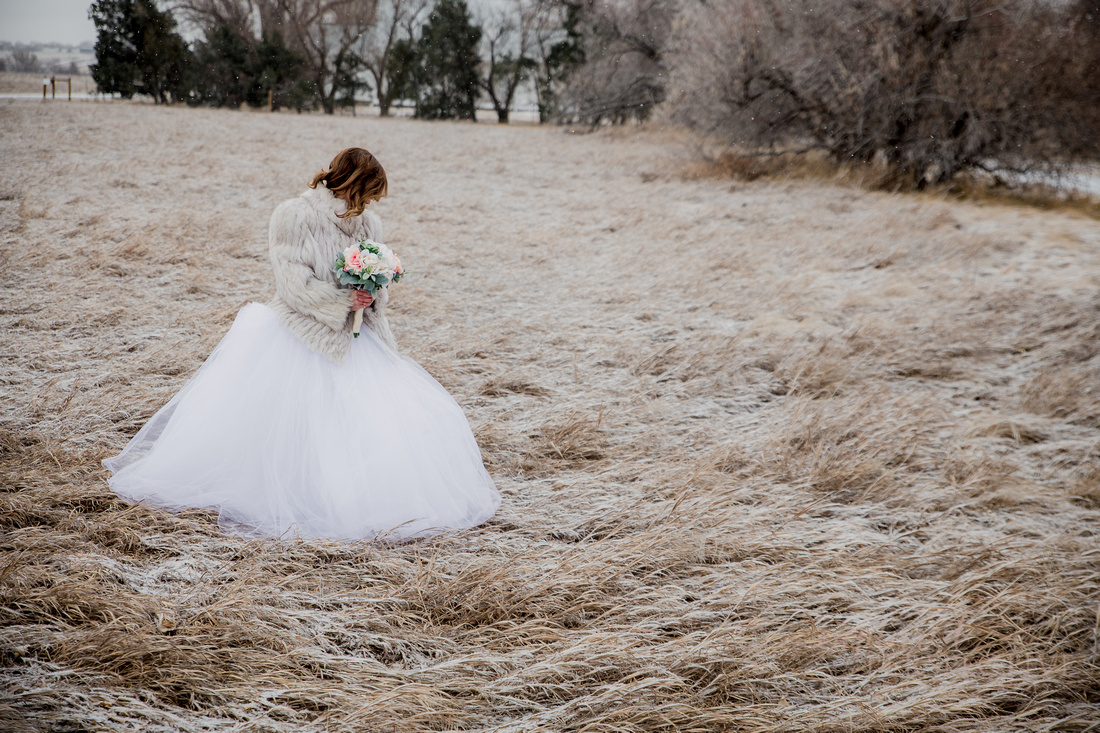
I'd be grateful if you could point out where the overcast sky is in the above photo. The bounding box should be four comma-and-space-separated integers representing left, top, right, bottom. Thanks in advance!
0, 1, 96, 46
0, 0, 509, 47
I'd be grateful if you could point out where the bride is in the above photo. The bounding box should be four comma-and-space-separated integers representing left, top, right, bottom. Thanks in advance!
103, 148, 500, 541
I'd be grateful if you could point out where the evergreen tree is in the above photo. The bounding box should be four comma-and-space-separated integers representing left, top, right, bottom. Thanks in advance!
89, 0, 190, 103
251, 33, 313, 112
383, 38, 420, 111
330, 48, 369, 114
413, 0, 482, 120
192, 24, 250, 107
89, 0, 140, 97
192, 26, 311, 111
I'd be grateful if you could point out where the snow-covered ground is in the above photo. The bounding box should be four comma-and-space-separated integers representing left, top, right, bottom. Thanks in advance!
1, 99, 1097, 732
1015, 166, 1100, 197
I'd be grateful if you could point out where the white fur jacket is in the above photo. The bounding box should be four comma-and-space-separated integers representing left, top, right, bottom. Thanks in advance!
267, 185, 398, 364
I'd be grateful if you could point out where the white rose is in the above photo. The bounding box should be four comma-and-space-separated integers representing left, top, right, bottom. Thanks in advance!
360, 252, 381, 273
371, 244, 390, 268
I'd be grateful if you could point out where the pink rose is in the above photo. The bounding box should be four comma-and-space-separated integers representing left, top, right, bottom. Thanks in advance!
344, 247, 363, 272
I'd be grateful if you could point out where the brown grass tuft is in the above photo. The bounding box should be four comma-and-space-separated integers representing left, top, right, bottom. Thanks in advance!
964, 413, 1049, 444
1068, 468, 1100, 509
478, 378, 550, 397
529, 412, 607, 464
1019, 363, 1100, 428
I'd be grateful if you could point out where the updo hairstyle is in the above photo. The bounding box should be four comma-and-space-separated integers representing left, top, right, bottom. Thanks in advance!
309, 147, 388, 219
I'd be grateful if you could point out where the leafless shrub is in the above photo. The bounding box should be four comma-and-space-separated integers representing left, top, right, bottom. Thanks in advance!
8, 51, 41, 74
667, 0, 1100, 188
553, 0, 673, 125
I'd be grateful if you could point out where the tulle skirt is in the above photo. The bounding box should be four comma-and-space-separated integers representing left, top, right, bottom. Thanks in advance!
103, 303, 500, 541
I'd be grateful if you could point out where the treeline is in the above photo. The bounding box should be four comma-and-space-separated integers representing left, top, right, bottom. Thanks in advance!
91, 0, 1100, 185
89, 0, 584, 121
0, 50, 83, 76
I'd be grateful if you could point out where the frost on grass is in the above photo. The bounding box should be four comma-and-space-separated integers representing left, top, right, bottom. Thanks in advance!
1, 101, 1098, 731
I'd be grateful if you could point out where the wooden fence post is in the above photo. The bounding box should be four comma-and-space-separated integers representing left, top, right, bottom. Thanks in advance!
268, 89, 274, 111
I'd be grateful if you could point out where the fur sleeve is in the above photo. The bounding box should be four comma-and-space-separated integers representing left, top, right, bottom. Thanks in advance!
268, 200, 351, 331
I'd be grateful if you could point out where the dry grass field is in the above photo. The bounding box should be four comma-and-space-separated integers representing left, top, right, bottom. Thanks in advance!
1, 98, 1098, 732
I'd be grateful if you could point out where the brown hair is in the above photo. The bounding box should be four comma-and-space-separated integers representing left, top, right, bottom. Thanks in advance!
309, 147, 388, 218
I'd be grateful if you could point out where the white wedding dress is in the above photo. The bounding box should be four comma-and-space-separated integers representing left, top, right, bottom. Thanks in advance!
103, 303, 500, 541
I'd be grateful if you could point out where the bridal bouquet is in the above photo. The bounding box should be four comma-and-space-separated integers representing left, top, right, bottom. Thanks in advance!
334, 237, 405, 337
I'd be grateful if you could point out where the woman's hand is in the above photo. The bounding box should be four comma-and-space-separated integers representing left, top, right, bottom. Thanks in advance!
350, 290, 374, 311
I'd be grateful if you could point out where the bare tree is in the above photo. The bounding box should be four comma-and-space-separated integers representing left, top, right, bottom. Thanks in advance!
270, 0, 378, 113
361, 0, 427, 116
174, 0, 259, 36
528, 0, 564, 122
478, 0, 539, 123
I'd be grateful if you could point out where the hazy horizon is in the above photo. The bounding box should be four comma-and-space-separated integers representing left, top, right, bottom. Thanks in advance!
0, 1, 95, 47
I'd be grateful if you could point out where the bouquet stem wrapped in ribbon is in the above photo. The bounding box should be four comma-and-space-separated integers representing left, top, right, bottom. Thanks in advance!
334, 237, 405, 337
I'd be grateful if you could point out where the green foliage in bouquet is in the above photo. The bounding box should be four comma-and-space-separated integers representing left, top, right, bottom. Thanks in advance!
333, 239, 404, 294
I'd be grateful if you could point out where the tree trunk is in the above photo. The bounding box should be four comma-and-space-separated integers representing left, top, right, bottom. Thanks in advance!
497, 107, 509, 123
317, 71, 333, 114
535, 76, 548, 123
